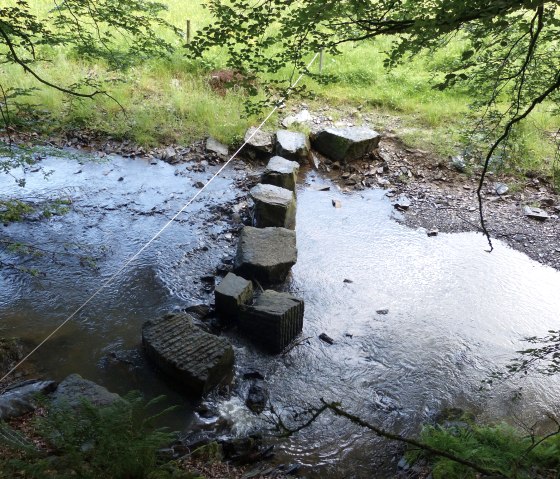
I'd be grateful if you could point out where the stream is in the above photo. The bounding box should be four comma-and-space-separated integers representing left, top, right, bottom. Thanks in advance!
1, 150, 560, 478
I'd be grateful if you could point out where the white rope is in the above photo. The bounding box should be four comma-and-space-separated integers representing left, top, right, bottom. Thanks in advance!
0, 53, 320, 384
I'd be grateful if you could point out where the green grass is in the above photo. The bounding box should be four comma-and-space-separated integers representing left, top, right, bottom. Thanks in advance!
2, 1, 560, 182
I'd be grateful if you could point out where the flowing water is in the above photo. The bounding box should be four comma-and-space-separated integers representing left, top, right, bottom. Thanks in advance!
1, 151, 560, 478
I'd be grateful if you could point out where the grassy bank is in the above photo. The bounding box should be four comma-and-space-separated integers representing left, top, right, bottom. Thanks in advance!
2, 1, 559, 180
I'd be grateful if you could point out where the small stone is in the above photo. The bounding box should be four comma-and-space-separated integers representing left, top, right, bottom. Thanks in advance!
450, 155, 467, 172
319, 333, 334, 345
427, 229, 439, 237
523, 206, 549, 221
343, 278, 353, 283
275, 130, 310, 163
394, 195, 411, 210
281, 109, 312, 128
249, 184, 296, 229
332, 199, 342, 208
495, 182, 509, 195
244, 127, 275, 154
239, 290, 304, 353
311, 127, 381, 162
206, 137, 229, 157
142, 313, 234, 396
234, 227, 297, 284
215, 273, 253, 321
376, 309, 389, 315
262, 156, 300, 192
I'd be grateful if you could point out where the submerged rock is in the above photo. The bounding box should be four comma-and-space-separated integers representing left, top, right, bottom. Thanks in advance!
0, 338, 26, 376
239, 290, 304, 353
0, 380, 57, 420
312, 127, 381, 162
142, 313, 234, 396
215, 273, 254, 321
275, 130, 310, 163
250, 183, 296, 229
234, 227, 297, 284
52, 374, 121, 408
262, 156, 300, 192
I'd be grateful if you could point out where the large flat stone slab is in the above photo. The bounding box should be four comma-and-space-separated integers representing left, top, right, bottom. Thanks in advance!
215, 272, 253, 321
312, 127, 381, 162
142, 313, 234, 396
234, 227, 297, 284
275, 130, 310, 163
262, 156, 300, 192
239, 291, 304, 353
250, 183, 296, 229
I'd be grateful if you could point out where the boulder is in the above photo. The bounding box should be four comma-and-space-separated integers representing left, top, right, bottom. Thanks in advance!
244, 127, 275, 154
239, 290, 304, 353
245, 382, 268, 414
311, 127, 381, 162
262, 156, 300, 192
249, 184, 296, 229
142, 313, 234, 396
215, 273, 254, 321
0, 380, 57, 420
234, 227, 297, 284
275, 130, 310, 163
51, 374, 121, 408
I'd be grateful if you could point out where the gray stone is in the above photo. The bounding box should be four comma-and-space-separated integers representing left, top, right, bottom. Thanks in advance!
234, 227, 297, 284
523, 206, 549, 221
142, 313, 234, 396
0, 338, 26, 376
394, 195, 411, 210
244, 127, 274, 154
239, 290, 304, 353
215, 273, 253, 321
0, 380, 57, 420
281, 109, 312, 128
245, 382, 268, 414
275, 130, 310, 163
262, 156, 300, 192
311, 127, 381, 162
495, 182, 509, 195
52, 374, 120, 408
249, 184, 296, 229
206, 137, 229, 157
451, 155, 467, 172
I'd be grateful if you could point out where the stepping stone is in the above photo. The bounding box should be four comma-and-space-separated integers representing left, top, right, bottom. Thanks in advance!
244, 127, 275, 154
262, 156, 300, 192
142, 313, 234, 396
249, 183, 296, 229
234, 227, 297, 284
311, 127, 381, 162
275, 130, 310, 163
215, 272, 253, 321
239, 290, 304, 353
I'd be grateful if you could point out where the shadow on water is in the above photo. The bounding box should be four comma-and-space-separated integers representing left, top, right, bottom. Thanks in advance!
1, 151, 560, 477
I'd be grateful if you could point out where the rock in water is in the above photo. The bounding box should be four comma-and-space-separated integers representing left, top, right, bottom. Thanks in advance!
239, 290, 304, 353
0, 380, 57, 420
215, 273, 254, 321
0, 338, 26, 376
142, 313, 234, 396
244, 127, 274, 154
52, 374, 121, 408
311, 127, 381, 162
249, 183, 296, 229
275, 130, 310, 163
234, 227, 297, 284
262, 156, 300, 192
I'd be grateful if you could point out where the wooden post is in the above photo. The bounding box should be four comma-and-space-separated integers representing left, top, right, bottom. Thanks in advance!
319, 49, 324, 73
186, 19, 191, 44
